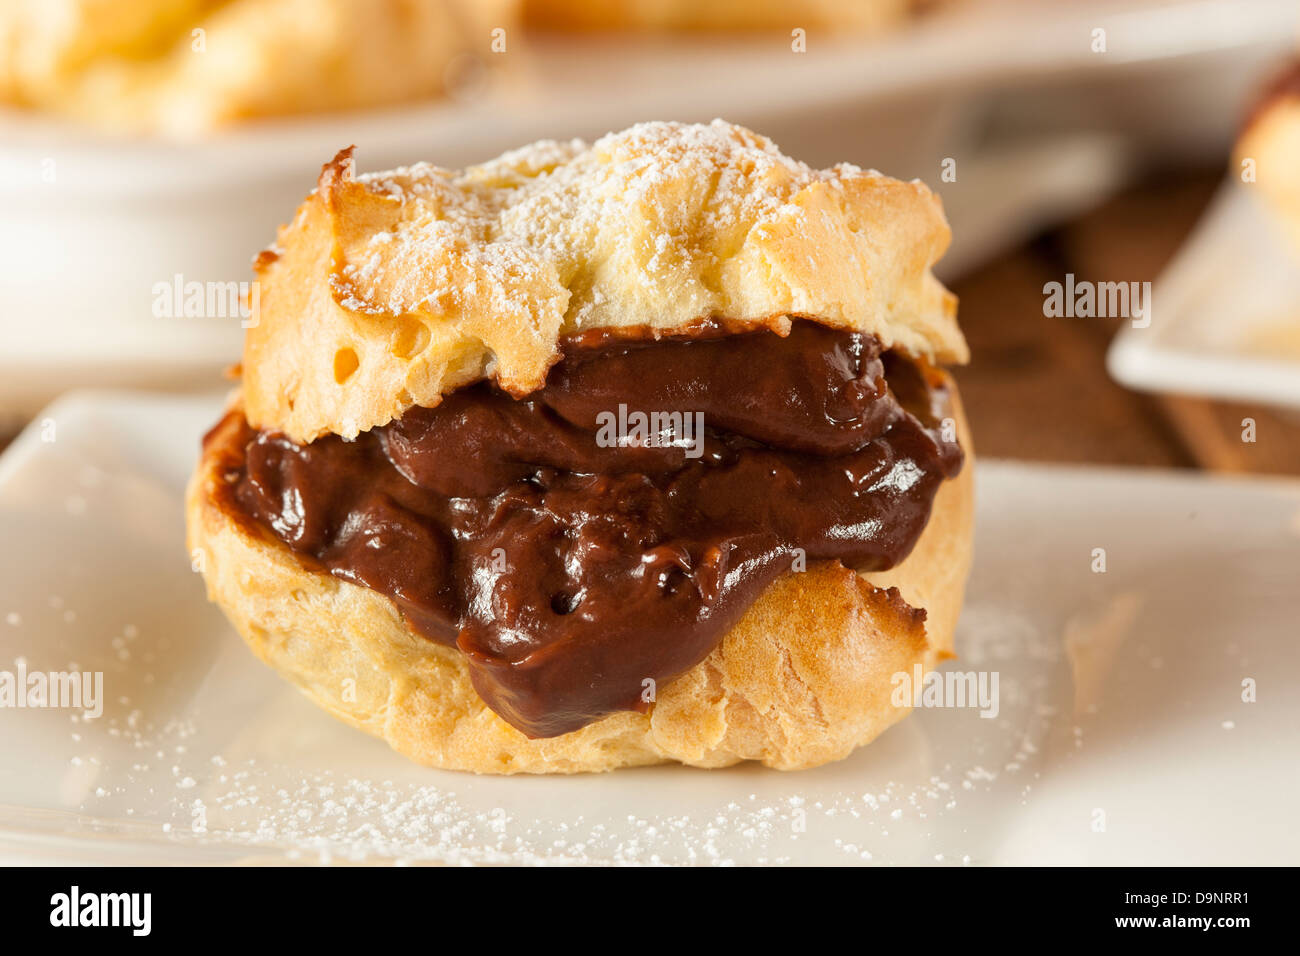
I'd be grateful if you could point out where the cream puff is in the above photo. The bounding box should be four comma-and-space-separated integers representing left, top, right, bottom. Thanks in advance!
186, 120, 974, 773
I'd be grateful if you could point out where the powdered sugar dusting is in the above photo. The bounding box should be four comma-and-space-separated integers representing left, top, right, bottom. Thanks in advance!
332, 119, 836, 331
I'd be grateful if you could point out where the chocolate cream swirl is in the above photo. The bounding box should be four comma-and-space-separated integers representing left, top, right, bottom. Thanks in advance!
216, 321, 963, 737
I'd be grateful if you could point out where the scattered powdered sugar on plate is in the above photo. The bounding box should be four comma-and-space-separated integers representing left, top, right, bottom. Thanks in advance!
65, 670, 1064, 866
34, 589, 1088, 866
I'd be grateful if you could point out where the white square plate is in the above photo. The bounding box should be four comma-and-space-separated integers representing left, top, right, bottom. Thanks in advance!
1, 392, 1298, 865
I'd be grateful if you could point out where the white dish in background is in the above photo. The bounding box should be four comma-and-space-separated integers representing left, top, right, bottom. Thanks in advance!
1, 0, 1297, 415
1108, 181, 1300, 408
0, 391, 1297, 865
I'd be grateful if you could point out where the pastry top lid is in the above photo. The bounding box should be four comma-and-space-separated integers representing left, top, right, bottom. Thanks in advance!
243, 119, 967, 442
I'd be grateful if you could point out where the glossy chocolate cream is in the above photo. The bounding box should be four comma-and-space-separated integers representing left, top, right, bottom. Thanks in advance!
213, 321, 964, 737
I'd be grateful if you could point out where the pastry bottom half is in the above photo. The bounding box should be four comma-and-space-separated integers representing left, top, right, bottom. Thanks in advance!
186, 382, 974, 774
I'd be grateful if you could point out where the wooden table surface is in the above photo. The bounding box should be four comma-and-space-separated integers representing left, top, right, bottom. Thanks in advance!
951, 165, 1300, 476
2, 165, 1298, 476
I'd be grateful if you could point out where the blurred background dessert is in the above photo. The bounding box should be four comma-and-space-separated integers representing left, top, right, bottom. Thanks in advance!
0, 0, 938, 137
0, 0, 519, 135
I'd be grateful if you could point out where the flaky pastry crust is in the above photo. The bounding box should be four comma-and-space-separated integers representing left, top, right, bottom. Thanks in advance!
187, 386, 973, 774
244, 120, 966, 444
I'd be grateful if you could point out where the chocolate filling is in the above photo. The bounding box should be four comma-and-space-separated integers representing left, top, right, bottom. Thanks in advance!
213, 321, 963, 737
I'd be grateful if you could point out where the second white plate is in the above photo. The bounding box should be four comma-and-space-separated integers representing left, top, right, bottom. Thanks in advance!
1109, 181, 1300, 407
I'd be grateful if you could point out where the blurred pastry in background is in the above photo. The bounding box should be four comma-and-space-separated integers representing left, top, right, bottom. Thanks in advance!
0, 0, 518, 136
1236, 59, 1300, 252
523, 0, 925, 34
